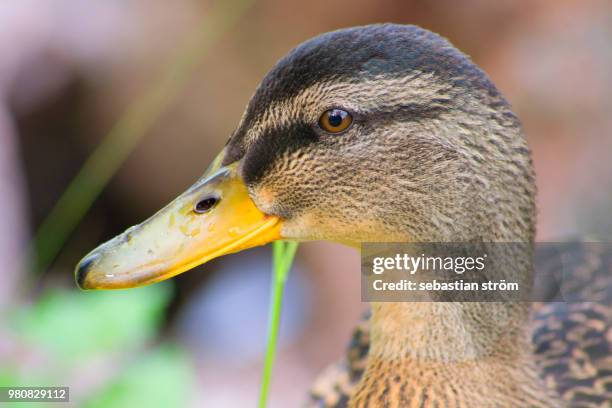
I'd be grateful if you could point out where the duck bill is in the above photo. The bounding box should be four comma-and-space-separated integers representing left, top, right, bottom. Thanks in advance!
75, 155, 282, 290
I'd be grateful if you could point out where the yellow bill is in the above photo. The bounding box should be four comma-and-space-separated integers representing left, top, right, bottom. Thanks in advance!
75, 153, 282, 290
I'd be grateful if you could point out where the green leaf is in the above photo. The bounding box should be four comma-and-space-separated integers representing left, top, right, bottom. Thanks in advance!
83, 345, 194, 408
0, 369, 19, 387
9, 284, 172, 362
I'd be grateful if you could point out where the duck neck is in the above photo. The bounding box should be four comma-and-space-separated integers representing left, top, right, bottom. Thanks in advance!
365, 240, 536, 362
352, 301, 561, 407
369, 301, 529, 363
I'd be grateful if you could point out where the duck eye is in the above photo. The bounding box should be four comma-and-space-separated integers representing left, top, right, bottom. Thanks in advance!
194, 196, 219, 214
319, 109, 352, 133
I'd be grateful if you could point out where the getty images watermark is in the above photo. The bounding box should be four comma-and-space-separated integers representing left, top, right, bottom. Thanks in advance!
361, 242, 610, 302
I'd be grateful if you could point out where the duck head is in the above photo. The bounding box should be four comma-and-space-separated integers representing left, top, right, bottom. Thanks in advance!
76, 23, 535, 292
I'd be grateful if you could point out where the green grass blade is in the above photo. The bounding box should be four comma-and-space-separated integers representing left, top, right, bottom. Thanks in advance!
27, 0, 254, 276
259, 240, 299, 408
279, 241, 299, 281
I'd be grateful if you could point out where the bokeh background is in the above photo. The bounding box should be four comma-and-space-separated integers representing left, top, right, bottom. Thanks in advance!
1, 0, 611, 406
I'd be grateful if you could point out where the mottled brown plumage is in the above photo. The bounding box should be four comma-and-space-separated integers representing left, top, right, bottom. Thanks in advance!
308, 242, 612, 407
219, 24, 610, 407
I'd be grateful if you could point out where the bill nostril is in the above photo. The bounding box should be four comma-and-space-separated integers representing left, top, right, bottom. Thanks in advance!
194, 195, 220, 214
75, 254, 99, 289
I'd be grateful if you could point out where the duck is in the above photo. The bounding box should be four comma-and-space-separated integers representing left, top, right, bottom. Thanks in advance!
75, 24, 611, 407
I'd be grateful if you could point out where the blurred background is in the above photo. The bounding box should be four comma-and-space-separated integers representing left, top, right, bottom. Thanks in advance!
0, 0, 611, 406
